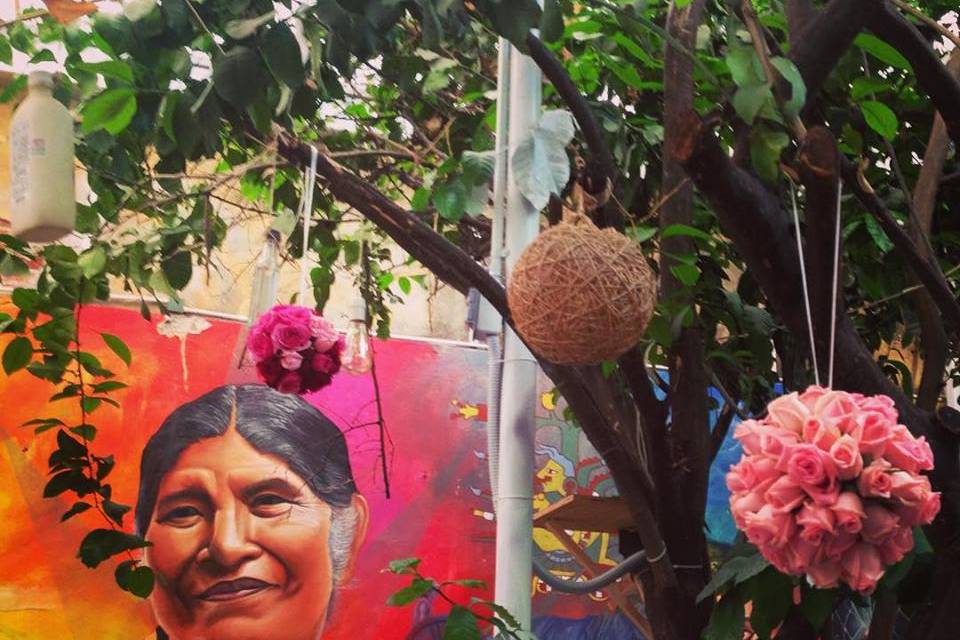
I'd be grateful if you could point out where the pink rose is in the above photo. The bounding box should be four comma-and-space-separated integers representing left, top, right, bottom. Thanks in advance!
919, 491, 941, 525
247, 327, 276, 361
803, 417, 842, 451
784, 537, 820, 575
744, 504, 795, 548
727, 457, 779, 493
730, 490, 767, 529
889, 471, 931, 506
765, 475, 807, 512
760, 544, 791, 575
831, 492, 866, 534
276, 371, 303, 394
824, 530, 857, 561
858, 413, 895, 457
878, 525, 914, 565
734, 420, 765, 455
858, 459, 893, 498
861, 505, 900, 545
841, 543, 885, 594
310, 315, 340, 351
784, 444, 836, 486
767, 392, 811, 434
256, 357, 284, 385
884, 428, 934, 473
796, 502, 836, 544
280, 350, 303, 371
271, 322, 312, 351
857, 394, 899, 423
311, 352, 340, 375
252, 309, 280, 334
829, 435, 864, 480
799, 385, 831, 409
807, 560, 842, 589
274, 304, 313, 325
812, 390, 858, 425
762, 427, 802, 458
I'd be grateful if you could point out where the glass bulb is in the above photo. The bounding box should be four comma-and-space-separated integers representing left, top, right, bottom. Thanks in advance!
342, 319, 373, 375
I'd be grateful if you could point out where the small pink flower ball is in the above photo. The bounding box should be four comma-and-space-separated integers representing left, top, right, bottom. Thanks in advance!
727, 385, 939, 594
247, 305, 343, 394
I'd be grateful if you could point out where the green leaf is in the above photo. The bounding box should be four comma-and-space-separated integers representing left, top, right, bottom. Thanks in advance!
696, 552, 769, 602
213, 46, 269, 109
94, 380, 128, 393
61, 501, 92, 522
3, 337, 33, 374
443, 605, 481, 640
387, 578, 434, 605
539, 0, 564, 43
670, 263, 700, 286
261, 23, 305, 88
44, 470, 85, 497
863, 214, 893, 253
388, 557, 421, 574
725, 47, 763, 86
851, 77, 892, 100
78, 246, 107, 278
433, 181, 468, 221
80, 88, 137, 135
103, 499, 131, 526
78, 529, 151, 568
162, 251, 193, 290
749, 126, 790, 184
101, 333, 132, 366
860, 100, 898, 140
12, 288, 41, 313
0, 36, 11, 65
486, 0, 542, 51
879, 551, 915, 592
398, 276, 412, 295
225, 10, 275, 39
123, 0, 157, 21
70, 424, 97, 440
703, 589, 745, 640
798, 586, 837, 631
424, 57, 457, 94
662, 223, 713, 243
449, 578, 486, 589
76, 60, 134, 84
855, 33, 911, 71
511, 109, 575, 210
770, 57, 806, 118
732, 82, 772, 125
116, 560, 155, 598
629, 226, 658, 244
0, 75, 27, 104
57, 429, 87, 458
748, 568, 792, 640
29, 49, 56, 64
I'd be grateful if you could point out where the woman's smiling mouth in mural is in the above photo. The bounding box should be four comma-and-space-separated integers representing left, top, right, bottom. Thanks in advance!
196, 578, 276, 602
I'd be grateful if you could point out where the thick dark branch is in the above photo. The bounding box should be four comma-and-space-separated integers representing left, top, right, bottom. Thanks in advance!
788, 0, 872, 103
785, 0, 821, 48
867, 2, 960, 148
797, 127, 843, 379
525, 34, 622, 230
671, 112, 921, 423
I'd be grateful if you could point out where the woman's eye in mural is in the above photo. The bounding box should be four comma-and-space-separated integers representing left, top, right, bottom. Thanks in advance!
249, 492, 298, 516
158, 505, 204, 527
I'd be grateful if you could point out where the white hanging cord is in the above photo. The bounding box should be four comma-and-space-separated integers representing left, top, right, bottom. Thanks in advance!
298, 145, 319, 305
789, 181, 821, 387
827, 178, 843, 388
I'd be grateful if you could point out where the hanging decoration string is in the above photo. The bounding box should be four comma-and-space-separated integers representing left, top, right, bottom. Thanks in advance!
789, 181, 821, 387
789, 178, 843, 387
828, 178, 843, 388
299, 145, 319, 305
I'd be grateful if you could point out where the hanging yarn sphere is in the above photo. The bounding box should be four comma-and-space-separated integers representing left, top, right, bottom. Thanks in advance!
507, 213, 657, 365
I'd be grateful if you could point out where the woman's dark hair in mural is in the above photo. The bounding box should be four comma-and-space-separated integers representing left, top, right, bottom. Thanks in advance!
135, 383, 360, 578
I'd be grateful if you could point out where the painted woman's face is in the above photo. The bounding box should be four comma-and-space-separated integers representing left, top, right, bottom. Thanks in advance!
144, 428, 364, 640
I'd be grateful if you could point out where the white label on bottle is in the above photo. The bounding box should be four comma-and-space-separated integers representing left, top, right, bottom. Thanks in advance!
10, 124, 28, 205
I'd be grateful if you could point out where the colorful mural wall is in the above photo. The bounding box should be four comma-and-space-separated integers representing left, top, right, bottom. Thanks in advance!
0, 302, 656, 639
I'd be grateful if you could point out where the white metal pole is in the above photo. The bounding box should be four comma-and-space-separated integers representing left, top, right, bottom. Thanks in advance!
494, 25, 542, 637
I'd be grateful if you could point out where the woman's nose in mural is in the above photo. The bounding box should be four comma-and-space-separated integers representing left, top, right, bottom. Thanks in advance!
198, 504, 263, 571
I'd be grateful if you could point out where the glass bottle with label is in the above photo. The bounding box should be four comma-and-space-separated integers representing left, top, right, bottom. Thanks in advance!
9, 71, 76, 242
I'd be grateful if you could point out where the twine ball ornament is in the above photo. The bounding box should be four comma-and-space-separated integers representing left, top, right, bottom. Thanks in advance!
507, 212, 657, 364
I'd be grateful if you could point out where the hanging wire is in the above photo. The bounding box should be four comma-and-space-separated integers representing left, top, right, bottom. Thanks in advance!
299, 145, 319, 305
828, 178, 843, 388
789, 181, 821, 387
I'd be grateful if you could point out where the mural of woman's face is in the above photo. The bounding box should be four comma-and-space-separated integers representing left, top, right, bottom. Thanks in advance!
144, 428, 367, 640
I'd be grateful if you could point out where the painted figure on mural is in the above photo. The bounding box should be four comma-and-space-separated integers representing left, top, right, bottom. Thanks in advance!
134, 384, 369, 640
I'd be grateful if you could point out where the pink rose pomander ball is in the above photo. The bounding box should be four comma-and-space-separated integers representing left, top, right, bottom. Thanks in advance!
247, 304, 344, 394
727, 385, 939, 594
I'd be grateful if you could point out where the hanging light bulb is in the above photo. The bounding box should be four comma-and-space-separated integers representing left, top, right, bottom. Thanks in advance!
342, 293, 373, 375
